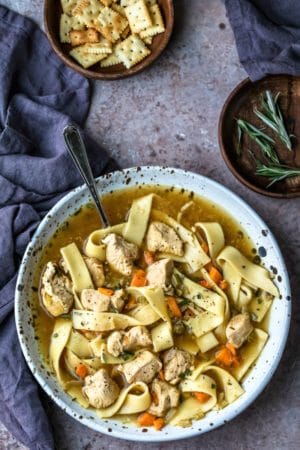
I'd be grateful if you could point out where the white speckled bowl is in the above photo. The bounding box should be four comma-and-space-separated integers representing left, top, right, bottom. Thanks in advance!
15, 167, 291, 442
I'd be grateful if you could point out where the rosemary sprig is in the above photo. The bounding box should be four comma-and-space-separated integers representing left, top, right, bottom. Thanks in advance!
236, 119, 279, 164
250, 151, 300, 187
254, 90, 293, 151
236, 121, 242, 156
256, 162, 300, 187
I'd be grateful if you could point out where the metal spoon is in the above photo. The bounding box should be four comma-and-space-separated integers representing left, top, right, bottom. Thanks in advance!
63, 125, 110, 228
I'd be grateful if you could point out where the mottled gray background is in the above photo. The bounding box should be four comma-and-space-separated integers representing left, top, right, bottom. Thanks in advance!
1, 1, 299, 449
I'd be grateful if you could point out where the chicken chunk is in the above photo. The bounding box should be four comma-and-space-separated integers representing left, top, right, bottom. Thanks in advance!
146, 222, 184, 256
84, 257, 105, 288
58, 258, 68, 274
106, 326, 152, 357
102, 233, 139, 276
41, 262, 74, 317
148, 379, 180, 417
110, 289, 126, 312
146, 258, 174, 288
107, 331, 124, 357
226, 313, 253, 348
123, 326, 152, 351
163, 348, 193, 385
118, 350, 162, 384
83, 369, 119, 409
81, 289, 110, 312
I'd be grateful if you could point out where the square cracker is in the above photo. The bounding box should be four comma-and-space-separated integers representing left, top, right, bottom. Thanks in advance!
100, 0, 115, 6
115, 34, 150, 68
72, 0, 103, 30
125, 0, 152, 34
98, 7, 128, 43
142, 35, 153, 45
59, 13, 85, 43
140, 4, 165, 39
60, 0, 79, 14
100, 50, 122, 67
121, 25, 130, 39
120, 0, 135, 6
111, 3, 126, 17
82, 38, 112, 54
121, 0, 156, 6
70, 28, 100, 46
70, 45, 108, 68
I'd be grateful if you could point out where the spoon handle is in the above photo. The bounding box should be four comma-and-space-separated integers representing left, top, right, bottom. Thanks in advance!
63, 125, 110, 228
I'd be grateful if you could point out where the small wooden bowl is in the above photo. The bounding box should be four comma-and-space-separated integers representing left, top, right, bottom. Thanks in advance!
44, 0, 174, 80
218, 75, 300, 198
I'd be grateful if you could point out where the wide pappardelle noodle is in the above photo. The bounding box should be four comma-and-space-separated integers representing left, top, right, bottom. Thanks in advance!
40, 193, 278, 430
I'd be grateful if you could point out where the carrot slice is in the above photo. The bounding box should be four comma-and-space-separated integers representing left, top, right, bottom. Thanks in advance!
205, 262, 213, 271
231, 357, 241, 368
130, 269, 147, 287
166, 296, 182, 318
194, 392, 211, 403
209, 267, 223, 284
158, 369, 165, 381
215, 345, 240, 367
137, 412, 155, 427
219, 279, 229, 290
144, 250, 155, 266
199, 280, 211, 288
98, 287, 114, 296
201, 242, 209, 254
75, 363, 88, 379
215, 347, 234, 367
124, 295, 137, 311
226, 342, 237, 356
153, 418, 165, 431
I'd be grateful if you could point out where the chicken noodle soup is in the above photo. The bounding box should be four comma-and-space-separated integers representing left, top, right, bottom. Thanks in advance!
35, 186, 278, 429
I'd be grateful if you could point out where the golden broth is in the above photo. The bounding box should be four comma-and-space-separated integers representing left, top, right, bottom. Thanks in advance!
32, 185, 257, 366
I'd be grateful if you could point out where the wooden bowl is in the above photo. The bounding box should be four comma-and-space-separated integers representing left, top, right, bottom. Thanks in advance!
218, 75, 300, 198
44, 0, 174, 80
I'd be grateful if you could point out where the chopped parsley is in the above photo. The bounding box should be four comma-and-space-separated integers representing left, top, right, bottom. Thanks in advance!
60, 313, 71, 319
120, 351, 134, 361
178, 299, 189, 307
179, 368, 192, 379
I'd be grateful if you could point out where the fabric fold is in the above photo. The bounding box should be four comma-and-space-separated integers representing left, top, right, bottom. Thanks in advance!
225, 0, 300, 80
0, 5, 113, 450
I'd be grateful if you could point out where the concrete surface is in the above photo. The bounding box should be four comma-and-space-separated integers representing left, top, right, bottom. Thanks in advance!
1, 1, 299, 449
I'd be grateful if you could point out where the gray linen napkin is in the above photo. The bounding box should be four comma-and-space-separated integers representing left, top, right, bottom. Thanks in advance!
225, 0, 300, 80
